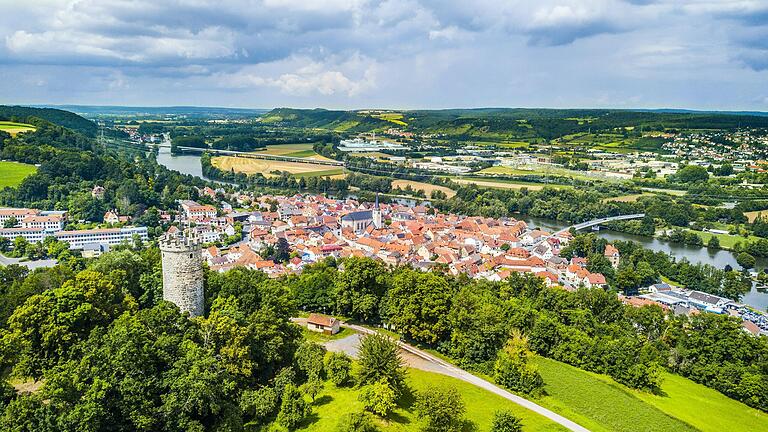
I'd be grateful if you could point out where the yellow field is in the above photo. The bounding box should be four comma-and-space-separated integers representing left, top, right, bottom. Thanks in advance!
211, 156, 343, 178
0, 121, 36, 135
604, 193, 649, 203
745, 211, 767, 223
391, 179, 456, 198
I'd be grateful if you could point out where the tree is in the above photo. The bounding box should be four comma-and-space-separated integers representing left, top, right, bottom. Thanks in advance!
301, 375, 324, 402
671, 165, 709, 183
334, 258, 389, 322
736, 252, 756, 270
325, 351, 353, 386
336, 411, 378, 432
491, 410, 523, 432
414, 386, 467, 432
3, 216, 18, 228
240, 386, 278, 425
707, 235, 721, 249
277, 384, 310, 430
357, 333, 406, 394
0, 270, 134, 379
383, 268, 453, 345
494, 332, 544, 395
295, 340, 326, 380
359, 379, 396, 416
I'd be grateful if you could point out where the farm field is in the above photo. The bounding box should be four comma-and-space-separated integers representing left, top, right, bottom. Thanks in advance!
0, 121, 36, 135
296, 368, 566, 432
453, 177, 569, 191
479, 165, 614, 182
391, 179, 456, 198
211, 156, 343, 178
603, 193, 651, 202
0, 161, 37, 188
257, 143, 333, 160
532, 356, 767, 432
745, 210, 767, 222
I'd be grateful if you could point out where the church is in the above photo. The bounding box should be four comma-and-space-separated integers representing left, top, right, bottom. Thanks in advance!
340, 194, 383, 233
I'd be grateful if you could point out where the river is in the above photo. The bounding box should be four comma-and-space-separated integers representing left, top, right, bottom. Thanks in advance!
152, 151, 768, 310
521, 215, 768, 310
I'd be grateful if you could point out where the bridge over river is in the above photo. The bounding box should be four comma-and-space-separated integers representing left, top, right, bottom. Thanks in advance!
555, 213, 646, 235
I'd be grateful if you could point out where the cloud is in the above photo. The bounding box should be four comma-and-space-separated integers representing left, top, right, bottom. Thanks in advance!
0, 0, 766, 109
214, 54, 378, 96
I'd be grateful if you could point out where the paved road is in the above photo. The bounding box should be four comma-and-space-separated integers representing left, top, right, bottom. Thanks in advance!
0, 253, 57, 269
343, 323, 590, 432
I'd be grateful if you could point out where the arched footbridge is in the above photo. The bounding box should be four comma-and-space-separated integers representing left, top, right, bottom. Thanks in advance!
556, 213, 646, 235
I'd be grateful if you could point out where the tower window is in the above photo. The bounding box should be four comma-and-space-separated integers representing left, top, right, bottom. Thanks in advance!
189, 253, 193, 258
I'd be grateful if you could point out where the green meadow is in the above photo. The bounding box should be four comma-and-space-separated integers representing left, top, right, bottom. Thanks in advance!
532, 356, 768, 432
293, 368, 567, 432
0, 161, 37, 188
0, 121, 36, 135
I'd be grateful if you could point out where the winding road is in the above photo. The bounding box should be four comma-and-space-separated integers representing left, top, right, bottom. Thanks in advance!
329, 323, 589, 432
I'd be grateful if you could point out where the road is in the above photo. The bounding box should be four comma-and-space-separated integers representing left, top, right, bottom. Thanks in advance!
555, 213, 646, 235
0, 253, 57, 269
340, 323, 590, 432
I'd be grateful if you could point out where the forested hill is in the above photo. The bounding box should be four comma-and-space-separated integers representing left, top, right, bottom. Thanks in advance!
259, 107, 768, 141
0, 105, 97, 136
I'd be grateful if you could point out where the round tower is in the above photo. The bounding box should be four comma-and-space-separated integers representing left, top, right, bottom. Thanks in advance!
159, 230, 204, 317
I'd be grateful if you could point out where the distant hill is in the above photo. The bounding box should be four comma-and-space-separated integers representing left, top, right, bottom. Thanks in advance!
0, 105, 97, 136
43, 105, 269, 120
259, 107, 768, 142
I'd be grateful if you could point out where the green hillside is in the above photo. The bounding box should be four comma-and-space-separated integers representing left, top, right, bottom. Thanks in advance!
296, 368, 567, 432
0, 105, 97, 136
532, 356, 768, 432
258, 107, 768, 146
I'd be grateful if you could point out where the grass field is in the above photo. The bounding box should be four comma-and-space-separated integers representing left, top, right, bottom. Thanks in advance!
532, 356, 767, 432
453, 177, 569, 191
211, 156, 343, 178
391, 179, 456, 198
296, 368, 567, 432
0, 121, 36, 135
479, 165, 613, 182
603, 193, 650, 203
681, 228, 760, 249
0, 161, 37, 187
632, 372, 768, 432
257, 143, 331, 160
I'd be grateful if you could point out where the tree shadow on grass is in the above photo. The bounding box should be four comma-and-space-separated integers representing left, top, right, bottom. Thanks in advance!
312, 394, 333, 407
386, 410, 411, 425
396, 385, 417, 409
299, 412, 321, 428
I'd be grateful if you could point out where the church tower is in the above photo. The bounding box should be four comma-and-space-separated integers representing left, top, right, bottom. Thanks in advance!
372, 193, 382, 229
159, 229, 204, 317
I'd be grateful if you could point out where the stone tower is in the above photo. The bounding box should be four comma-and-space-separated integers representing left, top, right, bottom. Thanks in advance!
159, 229, 204, 317
372, 193, 382, 229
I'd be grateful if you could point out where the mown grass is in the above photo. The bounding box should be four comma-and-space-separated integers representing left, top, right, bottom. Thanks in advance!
294, 368, 567, 432
632, 371, 768, 432
532, 356, 768, 432
0, 121, 36, 135
0, 161, 37, 188
532, 357, 697, 432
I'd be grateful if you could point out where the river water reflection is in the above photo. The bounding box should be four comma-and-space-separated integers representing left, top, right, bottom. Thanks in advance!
151, 150, 768, 310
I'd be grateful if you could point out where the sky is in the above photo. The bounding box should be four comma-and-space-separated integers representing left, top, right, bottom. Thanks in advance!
1, 0, 767, 111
